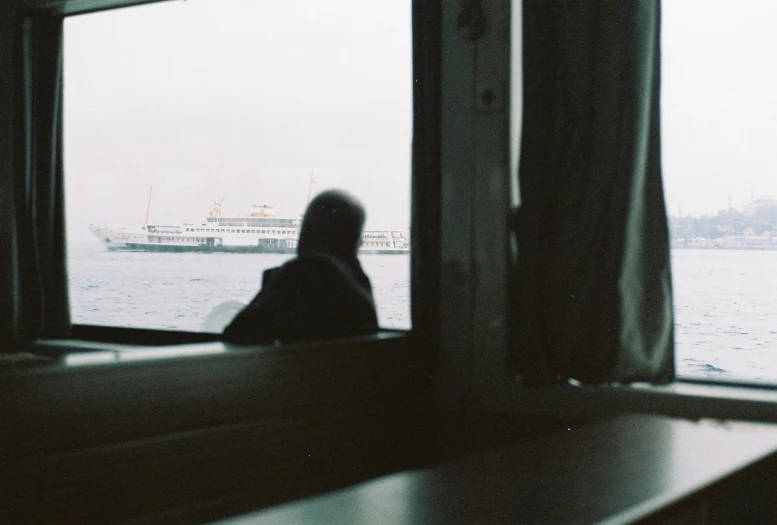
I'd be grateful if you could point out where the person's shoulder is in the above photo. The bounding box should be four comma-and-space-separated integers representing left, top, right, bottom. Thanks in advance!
280, 254, 351, 278
279, 254, 372, 299
260, 266, 281, 289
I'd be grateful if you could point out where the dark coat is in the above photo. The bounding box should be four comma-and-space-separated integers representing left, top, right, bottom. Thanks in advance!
222, 254, 378, 344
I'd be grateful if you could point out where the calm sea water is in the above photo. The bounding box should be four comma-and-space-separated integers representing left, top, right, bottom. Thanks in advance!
672, 249, 777, 383
67, 242, 777, 383
67, 241, 410, 332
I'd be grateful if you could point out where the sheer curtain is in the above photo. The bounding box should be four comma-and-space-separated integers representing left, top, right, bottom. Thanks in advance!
511, 0, 673, 384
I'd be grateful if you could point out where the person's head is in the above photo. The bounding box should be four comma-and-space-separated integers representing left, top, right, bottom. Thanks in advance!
297, 190, 365, 258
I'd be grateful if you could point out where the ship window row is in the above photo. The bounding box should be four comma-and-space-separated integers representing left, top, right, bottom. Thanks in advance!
184, 228, 296, 234
159, 237, 202, 242
152, 237, 402, 250
178, 228, 396, 240
218, 219, 299, 228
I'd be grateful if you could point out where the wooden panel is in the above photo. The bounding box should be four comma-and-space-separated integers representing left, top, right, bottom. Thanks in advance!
1, 334, 423, 456
3, 408, 419, 523
213, 415, 777, 525
503, 382, 777, 423
410, 0, 442, 356
435, 0, 478, 406
0, 335, 430, 523
471, 0, 512, 408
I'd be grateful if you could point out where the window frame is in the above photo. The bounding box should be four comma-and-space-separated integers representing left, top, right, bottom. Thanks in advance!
11, 0, 777, 426
54, 0, 430, 344
16, 2, 777, 522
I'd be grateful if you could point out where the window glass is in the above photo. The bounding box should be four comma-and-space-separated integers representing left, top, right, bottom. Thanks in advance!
64, 0, 412, 333
663, 1, 777, 382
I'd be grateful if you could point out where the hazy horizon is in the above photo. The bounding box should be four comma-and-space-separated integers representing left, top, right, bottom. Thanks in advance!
64, 0, 412, 243
64, 0, 776, 242
661, 0, 777, 218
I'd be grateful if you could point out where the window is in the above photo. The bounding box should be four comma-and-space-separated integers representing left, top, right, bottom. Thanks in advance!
662, 1, 777, 383
64, 0, 411, 334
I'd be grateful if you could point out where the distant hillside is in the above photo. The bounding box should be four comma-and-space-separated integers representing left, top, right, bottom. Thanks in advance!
669, 205, 777, 242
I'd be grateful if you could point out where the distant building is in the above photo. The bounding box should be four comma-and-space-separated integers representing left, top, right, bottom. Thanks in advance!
715, 236, 771, 248
743, 195, 777, 217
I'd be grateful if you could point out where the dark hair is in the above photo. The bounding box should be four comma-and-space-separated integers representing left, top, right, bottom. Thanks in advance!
297, 190, 365, 257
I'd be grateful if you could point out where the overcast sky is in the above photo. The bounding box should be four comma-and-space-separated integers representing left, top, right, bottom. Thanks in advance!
64, 0, 777, 244
64, 0, 412, 242
662, 0, 777, 217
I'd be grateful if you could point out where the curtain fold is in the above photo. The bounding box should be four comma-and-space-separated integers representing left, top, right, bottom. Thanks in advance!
11, 14, 70, 343
0, 11, 19, 351
511, 0, 673, 384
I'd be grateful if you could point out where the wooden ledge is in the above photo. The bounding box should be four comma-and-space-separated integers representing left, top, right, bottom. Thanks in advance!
214, 414, 777, 525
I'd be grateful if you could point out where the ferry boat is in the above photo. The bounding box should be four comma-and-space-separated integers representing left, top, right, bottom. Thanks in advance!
89, 198, 409, 254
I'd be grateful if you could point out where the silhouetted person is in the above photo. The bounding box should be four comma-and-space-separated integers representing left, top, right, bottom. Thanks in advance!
222, 190, 378, 344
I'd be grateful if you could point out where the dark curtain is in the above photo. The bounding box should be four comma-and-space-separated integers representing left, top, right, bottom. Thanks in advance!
511, 0, 673, 384
12, 14, 70, 342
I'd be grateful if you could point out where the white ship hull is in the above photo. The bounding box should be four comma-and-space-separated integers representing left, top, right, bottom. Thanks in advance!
89, 223, 409, 255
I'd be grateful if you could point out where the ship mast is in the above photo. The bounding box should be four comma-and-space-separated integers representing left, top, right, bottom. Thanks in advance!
213, 197, 225, 217
305, 169, 315, 209
144, 186, 153, 225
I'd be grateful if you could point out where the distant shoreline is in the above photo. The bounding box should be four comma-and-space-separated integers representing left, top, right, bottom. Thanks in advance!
671, 246, 777, 251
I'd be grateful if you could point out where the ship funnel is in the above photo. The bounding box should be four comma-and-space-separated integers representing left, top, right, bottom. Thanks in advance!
251, 205, 276, 218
